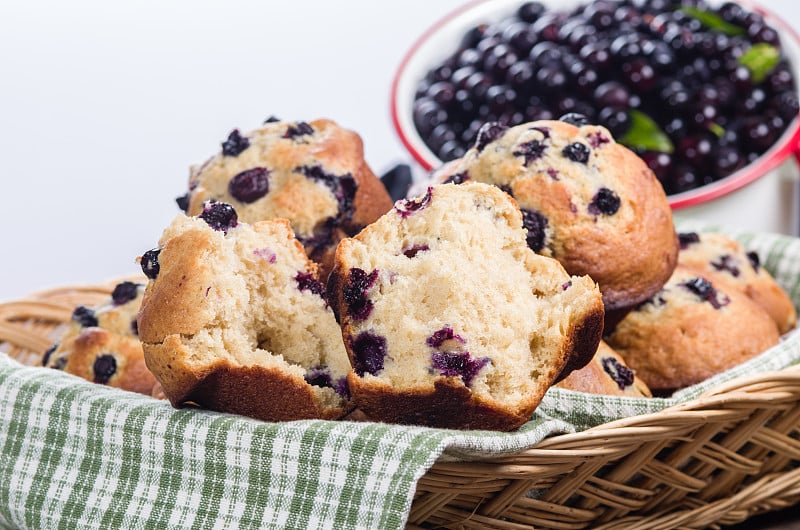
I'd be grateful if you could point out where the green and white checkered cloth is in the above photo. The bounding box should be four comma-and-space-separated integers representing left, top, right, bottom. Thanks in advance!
2, 227, 799, 529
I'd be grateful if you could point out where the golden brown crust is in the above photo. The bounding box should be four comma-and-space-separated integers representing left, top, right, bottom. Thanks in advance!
677, 232, 797, 334
184, 118, 393, 280
557, 341, 651, 397
63, 328, 157, 395
146, 336, 351, 421
137, 229, 215, 344
348, 375, 540, 431
554, 301, 605, 382
607, 265, 781, 391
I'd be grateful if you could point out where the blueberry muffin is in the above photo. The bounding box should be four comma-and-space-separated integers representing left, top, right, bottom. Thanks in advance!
606, 264, 781, 393
178, 118, 393, 280
557, 341, 651, 397
137, 201, 353, 422
678, 231, 797, 334
327, 182, 604, 431
435, 118, 679, 322
43, 281, 157, 395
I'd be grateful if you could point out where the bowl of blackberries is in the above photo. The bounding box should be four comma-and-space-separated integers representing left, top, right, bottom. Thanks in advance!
391, 0, 800, 233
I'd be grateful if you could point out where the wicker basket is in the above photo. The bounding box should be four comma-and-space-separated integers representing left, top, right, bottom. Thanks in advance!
1, 280, 799, 530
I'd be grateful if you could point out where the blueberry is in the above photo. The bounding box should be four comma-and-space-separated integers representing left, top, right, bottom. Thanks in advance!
93, 354, 116, 384
221, 129, 250, 157
303, 366, 350, 398
521, 208, 548, 252
682, 277, 730, 309
588, 187, 621, 216
343, 268, 379, 321
562, 280, 572, 290
711, 254, 740, 277
678, 232, 700, 249
295, 271, 325, 297
351, 331, 387, 376
402, 244, 429, 258
747, 251, 761, 272
601, 356, 635, 390
283, 121, 314, 139
562, 142, 590, 163
395, 187, 433, 218
263, 115, 281, 123
111, 281, 141, 306
513, 139, 547, 166
559, 112, 589, 126
175, 193, 190, 212
474, 122, 508, 152
72, 306, 98, 328
430, 351, 490, 387
228, 167, 270, 203
199, 201, 238, 232
426, 326, 466, 348
141, 249, 161, 280
443, 171, 470, 185
304, 365, 332, 388
42, 343, 58, 366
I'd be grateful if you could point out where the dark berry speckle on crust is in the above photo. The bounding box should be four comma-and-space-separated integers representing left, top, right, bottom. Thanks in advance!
140, 249, 161, 280
283, 121, 314, 139
199, 201, 239, 233
221, 129, 250, 157
42, 343, 58, 366
587, 131, 611, 148
111, 281, 140, 306
351, 331, 387, 376
93, 354, 117, 384
430, 351, 490, 387
395, 187, 433, 217
229, 168, 270, 203
521, 208, 548, 252
681, 277, 730, 309
295, 271, 326, 297
343, 268, 380, 321
72, 306, 98, 328
263, 115, 281, 123
601, 356, 635, 390
711, 254, 740, 277
562, 142, 590, 163
747, 251, 761, 272
475, 122, 508, 152
588, 187, 621, 216
678, 232, 700, 249
426, 326, 466, 349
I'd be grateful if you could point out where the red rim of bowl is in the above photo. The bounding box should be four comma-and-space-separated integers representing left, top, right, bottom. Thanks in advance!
390, 0, 800, 210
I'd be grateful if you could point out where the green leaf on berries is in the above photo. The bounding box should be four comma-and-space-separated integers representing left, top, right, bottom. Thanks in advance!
708, 122, 725, 138
680, 6, 746, 36
619, 110, 674, 154
739, 43, 781, 84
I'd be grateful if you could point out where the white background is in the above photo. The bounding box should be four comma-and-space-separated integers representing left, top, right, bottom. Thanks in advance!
1, 0, 798, 301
